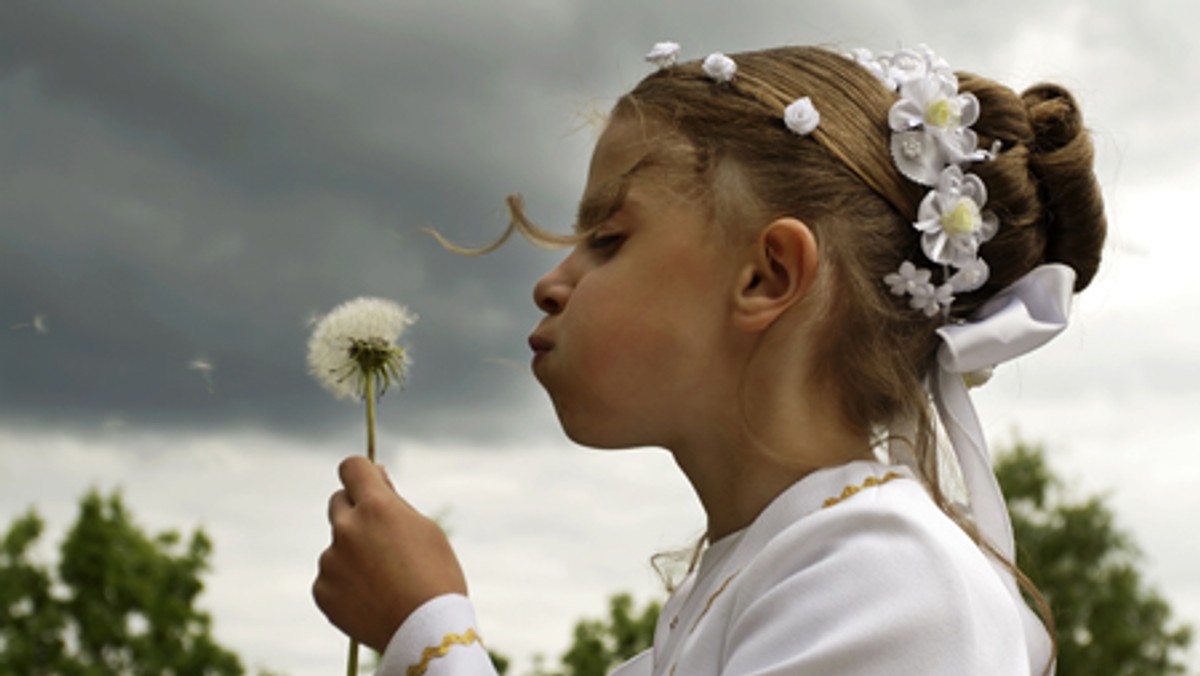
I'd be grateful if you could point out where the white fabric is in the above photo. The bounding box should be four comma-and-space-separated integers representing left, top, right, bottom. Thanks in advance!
376, 593, 496, 675
375, 461, 1048, 675
931, 263, 1073, 670
612, 461, 1040, 676
933, 263, 1074, 560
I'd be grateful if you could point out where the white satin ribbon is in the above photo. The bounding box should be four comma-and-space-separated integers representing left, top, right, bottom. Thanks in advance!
932, 263, 1075, 562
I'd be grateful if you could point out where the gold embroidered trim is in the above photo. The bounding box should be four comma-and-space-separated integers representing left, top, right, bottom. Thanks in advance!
407, 628, 481, 676
822, 472, 904, 509
689, 572, 739, 634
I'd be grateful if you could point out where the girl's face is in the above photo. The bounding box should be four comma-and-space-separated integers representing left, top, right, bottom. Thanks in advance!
530, 117, 743, 449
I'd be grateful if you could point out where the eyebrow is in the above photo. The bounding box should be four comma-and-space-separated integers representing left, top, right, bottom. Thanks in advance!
572, 155, 652, 234
574, 179, 628, 234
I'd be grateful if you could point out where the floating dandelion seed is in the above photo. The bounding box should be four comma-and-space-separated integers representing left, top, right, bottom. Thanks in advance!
303, 309, 322, 328
305, 296, 415, 676
10, 314, 48, 334
188, 357, 215, 394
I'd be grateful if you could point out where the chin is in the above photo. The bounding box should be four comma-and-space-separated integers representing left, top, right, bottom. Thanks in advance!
556, 411, 646, 450
569, 434, 641, 451
544, 389, 658, 449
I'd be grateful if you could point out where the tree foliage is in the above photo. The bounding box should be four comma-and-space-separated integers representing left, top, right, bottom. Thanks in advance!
529, 593, 659, 676
530, 442, 1195, 675
0, 490, 246, 675
996, 440, 1193, 675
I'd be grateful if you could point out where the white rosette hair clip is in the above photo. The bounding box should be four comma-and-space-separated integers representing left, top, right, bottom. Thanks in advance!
645, 41, 681, 69
784, 96, 820, 136
701, 52, 737, 83
644, 42, 820, 136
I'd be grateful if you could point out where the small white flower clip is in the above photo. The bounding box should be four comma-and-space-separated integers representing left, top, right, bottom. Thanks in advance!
784, 97, 820, 136
883, 261, 953, 317
645, 42, 681, 69
853, 45, 999, 317
702, 52, 737, 83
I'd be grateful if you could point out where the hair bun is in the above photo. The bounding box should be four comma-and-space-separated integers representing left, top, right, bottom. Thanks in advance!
1021, 84, 1107, 291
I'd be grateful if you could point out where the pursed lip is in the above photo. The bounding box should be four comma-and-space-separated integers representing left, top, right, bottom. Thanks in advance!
528, 334, 554, 355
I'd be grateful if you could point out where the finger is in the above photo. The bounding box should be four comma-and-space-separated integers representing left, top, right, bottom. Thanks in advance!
338, 455, 388, 504
328, 488, 351, 525
313, 547, 342, 615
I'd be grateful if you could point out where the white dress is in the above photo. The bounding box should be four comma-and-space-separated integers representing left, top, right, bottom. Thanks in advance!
375, 460, 1047, 675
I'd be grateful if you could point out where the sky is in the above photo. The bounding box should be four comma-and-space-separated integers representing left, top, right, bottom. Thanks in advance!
2, 0, 1199, 673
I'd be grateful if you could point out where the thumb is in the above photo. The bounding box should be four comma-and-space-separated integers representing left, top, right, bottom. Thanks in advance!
338, 456, 392, 504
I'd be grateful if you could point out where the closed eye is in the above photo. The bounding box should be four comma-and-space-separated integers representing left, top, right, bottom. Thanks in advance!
586, 233, 624, 253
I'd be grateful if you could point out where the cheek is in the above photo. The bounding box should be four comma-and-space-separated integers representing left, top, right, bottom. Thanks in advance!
569, 283, 706, 392
568, 295, 657, 376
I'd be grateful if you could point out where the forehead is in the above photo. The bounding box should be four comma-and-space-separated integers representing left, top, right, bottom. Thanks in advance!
584, 117, 655, 195
570, 118, 652, 235
576, 116, 696, 233
583, 117, 657, 204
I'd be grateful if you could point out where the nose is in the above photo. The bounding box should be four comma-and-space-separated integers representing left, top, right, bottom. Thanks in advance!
533, 258, 571, 315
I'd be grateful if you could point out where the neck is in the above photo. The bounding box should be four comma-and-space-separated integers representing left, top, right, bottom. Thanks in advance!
668, 404, 873, 541
670, 326, 875, 539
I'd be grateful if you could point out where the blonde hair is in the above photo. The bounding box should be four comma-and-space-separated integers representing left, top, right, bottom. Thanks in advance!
439, 46, 1106, 672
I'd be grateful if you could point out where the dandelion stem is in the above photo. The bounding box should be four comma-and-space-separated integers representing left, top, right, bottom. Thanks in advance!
348, 369, 378, 675
366, 369, 377, 463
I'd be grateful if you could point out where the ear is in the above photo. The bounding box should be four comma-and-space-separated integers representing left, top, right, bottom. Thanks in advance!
732, 218, 820, 333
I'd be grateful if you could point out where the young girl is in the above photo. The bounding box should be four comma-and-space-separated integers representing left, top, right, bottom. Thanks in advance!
313, 43, 1105, 675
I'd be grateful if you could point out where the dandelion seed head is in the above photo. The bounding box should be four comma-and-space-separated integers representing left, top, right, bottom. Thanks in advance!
307, 296, 416, 401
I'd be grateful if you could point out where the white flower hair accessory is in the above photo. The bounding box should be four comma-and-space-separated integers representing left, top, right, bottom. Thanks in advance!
645, 41, 681, 69
850, 46, 954, 95
859, 46, 1070, 671
889, 74, 986, 185
914, 165, 998, 275
702, 52, 737, 83
884, 261, 950, 318
852, 45, 999, 317
784, 97, 820, 136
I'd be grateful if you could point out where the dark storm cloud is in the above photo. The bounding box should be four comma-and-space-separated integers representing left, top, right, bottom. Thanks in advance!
0, 0, 588, 443
1, 0, 1194, 445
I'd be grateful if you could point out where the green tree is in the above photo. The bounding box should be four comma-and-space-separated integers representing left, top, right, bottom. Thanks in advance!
997, 440, 1193, 675
530, 593, 659, 676
531, 441, 1195, 675
0, 489, 247, 675
488, 648, 510, 675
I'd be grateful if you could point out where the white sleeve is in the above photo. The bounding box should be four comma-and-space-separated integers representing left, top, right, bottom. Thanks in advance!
721, 495, 1032, 675
375, 594, 498, 676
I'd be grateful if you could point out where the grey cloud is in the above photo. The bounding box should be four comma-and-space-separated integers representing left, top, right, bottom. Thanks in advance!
1, 1, 570, 444
2, 0, 1195, 447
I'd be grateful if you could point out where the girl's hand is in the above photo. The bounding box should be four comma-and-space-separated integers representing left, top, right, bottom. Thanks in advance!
313, 456, 468, 652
